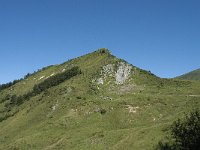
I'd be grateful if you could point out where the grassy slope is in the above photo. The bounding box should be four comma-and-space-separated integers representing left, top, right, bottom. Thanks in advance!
0, 49, 200, 150
176, 68, 200, 81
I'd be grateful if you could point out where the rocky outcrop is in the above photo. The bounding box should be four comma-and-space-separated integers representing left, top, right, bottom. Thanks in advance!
95, 62, 132, 85
115, 62, 132, 84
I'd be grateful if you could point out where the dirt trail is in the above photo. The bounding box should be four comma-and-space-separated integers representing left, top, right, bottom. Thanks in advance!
188, 95, 200, 97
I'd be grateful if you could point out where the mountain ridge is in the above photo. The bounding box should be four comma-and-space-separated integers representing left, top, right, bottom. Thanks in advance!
176, 68, 200, 81
0, 48, 200, 150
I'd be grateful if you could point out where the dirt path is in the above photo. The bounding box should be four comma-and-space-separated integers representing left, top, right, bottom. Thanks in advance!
188, 95, 200, 97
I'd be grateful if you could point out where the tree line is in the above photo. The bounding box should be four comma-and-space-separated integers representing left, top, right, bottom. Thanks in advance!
6, 66, 81, 107
0, 65, 55, 92
0, 79, 22, 92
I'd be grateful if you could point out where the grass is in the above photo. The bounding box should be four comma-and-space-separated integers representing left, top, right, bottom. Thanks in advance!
0, 49, 200, 149
176, 68, 200, 80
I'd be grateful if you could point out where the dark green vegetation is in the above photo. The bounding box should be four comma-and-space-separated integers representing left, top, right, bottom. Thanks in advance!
0, 65, 54, 92
0, 79, 22, 92
156, 110, 200, 150
176, 68, 200, 81
33, 66, 81, 94
0, 49, 200, 149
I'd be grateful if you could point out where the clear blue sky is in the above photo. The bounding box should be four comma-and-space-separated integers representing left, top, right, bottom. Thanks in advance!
0, 0, 200, 84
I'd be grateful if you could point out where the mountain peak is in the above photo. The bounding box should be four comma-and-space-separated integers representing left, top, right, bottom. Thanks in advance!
96, 48, 111, 54
1, 49, 199, 150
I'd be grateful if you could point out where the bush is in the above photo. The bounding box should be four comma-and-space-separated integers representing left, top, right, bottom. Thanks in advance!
156, 110, 200, 150
100, 108, 107, 115
98, 48, 109, 54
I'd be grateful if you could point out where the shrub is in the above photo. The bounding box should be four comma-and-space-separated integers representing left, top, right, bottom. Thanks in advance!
98, 48, 109, 54
156, 109, 200, 150
100, 108, 107, 115
76, 96, 82, 99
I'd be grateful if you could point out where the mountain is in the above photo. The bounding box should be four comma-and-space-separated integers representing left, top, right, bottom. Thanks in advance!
176, 68, 200, 81
0, 48, 200, 150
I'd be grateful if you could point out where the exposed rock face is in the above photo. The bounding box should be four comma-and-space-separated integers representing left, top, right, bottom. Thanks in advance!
95, 62, 132, 85
101, 64, 114, 77
115, 62, 132, 85
95, 64, 114, 85
97, 78, 104, 85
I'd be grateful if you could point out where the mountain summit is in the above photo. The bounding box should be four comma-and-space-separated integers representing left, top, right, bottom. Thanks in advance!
0, 49, 200, 150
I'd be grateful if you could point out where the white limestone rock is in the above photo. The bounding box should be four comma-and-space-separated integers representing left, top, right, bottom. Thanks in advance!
101, 64, 114, 77
97, 78, 104, 85
115, 62, 132, 85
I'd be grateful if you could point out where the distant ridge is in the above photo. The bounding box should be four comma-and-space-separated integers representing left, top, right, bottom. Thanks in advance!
176, 68, 200, 80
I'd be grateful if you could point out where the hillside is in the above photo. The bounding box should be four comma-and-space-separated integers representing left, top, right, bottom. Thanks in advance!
0, 49, 200, 150
176, 68, 200, 81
